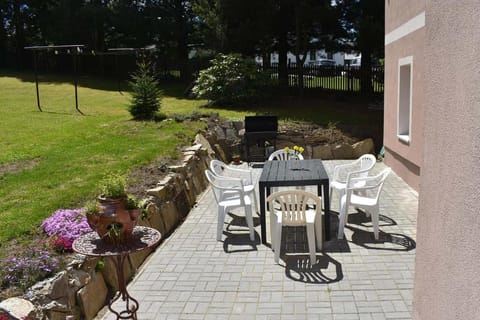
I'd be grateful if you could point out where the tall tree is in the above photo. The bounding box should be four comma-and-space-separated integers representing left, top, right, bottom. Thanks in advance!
192, 0, 226, 52
0, 0, 8, 66
336, 0, 385, 95
288, 0, 337, 94
155, 0, 194, 82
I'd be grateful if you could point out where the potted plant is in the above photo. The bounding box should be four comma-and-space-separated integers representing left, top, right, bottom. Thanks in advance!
231, 153, 241, 165
85, 173, 142, 244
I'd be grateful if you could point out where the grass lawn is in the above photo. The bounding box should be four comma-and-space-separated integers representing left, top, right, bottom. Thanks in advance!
0, 72, 215, 250
0, 71, 383, 257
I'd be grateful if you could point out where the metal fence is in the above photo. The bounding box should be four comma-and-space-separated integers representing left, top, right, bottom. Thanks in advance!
265, 63, 384, 94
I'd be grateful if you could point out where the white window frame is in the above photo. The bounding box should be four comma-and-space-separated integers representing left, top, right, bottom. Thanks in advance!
397, 56, 413, 144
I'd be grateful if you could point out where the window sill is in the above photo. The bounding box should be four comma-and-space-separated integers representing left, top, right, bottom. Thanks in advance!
397, 135, 411, 144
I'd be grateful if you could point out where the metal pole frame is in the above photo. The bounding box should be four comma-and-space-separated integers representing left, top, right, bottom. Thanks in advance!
25, 45, 85, 114
33, 51, 42, 112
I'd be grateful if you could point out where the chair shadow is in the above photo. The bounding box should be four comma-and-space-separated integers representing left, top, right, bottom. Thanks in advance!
347, 210, 397, 228
275, 227, 343, 284
222, 212, 260, 253
348, 227, 416, 251
323, 211, 353, 253
283, 253, 343, 284
340, 210, 416, 251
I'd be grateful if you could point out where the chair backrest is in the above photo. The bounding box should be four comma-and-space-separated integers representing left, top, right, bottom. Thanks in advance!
355, 153, 377, 180
210, 159, 227, 176
334, 153, 376, 182
347, 168, 391, 203
209, 159, 253, 185
268, 149, 304, 161
204, 169, 245, 205
266, 190, 321, 226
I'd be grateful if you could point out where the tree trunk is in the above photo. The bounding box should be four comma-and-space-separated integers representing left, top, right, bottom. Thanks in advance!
277, 0, 289, 89
174, 2, 191, 83
13, 0, 25, 68
0, 10, 6, 67
278, 30, 288, 88
360, 50, 373, 96
296, 53, 307, 96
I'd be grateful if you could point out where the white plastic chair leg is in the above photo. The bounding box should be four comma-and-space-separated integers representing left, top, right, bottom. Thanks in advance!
245, 205, 255, 241
273, 221, 282, 264
371, 206, 380, 240
314, 212, 323, 250
306, 223, 316, 265
253, 191, 259, 213
338, 202, 348, 239
270, 214, 276, 248
217, 207, 226, 241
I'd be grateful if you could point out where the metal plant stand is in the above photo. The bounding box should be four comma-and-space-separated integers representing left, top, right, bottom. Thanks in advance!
73, 226, 161, 319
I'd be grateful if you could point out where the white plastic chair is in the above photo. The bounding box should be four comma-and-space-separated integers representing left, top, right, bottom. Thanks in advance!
329, 154, 376, 210
268, 149, 304, 192
267, 190, 322, 265
204, 170, 255, 242
210, 159, 258, 211
268, 149, 304, 161
337, 168, 391, 240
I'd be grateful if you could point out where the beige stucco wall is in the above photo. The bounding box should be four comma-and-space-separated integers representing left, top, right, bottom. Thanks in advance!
413, 1, 480, 319
385, 0, 425, 33
384, 1, 425, 191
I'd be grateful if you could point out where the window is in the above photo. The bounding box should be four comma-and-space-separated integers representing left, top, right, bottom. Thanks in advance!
310, 50, 316, 61
397, 56, 413, 143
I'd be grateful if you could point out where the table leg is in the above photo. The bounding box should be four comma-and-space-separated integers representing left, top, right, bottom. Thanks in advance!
108, 254, 139, 319
321, 183, 331, 240
259, 184, 266, 245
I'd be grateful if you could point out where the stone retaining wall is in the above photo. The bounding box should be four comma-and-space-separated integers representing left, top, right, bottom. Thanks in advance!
201, 117, 376, 163
0, 144, 214, 320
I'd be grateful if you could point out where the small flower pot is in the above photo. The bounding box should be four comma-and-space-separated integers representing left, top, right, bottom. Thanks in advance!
86, 197, 141, 244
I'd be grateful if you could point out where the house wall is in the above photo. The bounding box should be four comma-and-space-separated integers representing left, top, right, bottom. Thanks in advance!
413, 1, 480, 319
384, 1, 426, 191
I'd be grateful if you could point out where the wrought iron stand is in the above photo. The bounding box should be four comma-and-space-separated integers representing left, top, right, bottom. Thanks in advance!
73, 226, 161, 319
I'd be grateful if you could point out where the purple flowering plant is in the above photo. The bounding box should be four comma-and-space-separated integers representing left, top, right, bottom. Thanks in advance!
1, 247, 59, 290
41, 208, 92, 252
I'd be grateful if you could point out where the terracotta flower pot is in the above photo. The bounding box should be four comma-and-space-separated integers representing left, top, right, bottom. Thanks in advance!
86, 197, 141, 244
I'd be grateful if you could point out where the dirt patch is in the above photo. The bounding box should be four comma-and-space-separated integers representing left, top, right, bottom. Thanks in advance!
126, 157, 177, 199
0, 159, 40, 177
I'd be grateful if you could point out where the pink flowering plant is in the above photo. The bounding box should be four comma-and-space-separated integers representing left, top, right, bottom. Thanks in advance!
41, 208, 92, 252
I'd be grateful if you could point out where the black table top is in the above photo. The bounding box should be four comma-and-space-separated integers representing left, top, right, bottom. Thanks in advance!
259, 159, 329, 187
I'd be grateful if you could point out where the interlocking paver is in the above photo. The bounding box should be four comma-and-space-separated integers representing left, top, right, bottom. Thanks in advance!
100, 161, 417, 319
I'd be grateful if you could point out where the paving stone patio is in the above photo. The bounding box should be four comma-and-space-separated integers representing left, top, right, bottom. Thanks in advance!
102, 160, 418, 320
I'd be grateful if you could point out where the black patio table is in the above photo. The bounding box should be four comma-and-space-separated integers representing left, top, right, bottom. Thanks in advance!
258, 159, 331, 245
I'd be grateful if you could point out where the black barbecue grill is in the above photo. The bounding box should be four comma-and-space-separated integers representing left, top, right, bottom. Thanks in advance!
244, 116, 278, 162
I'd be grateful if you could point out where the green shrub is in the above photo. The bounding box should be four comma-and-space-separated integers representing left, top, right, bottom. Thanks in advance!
192, 53, 271, 106
128, 59, 163, 120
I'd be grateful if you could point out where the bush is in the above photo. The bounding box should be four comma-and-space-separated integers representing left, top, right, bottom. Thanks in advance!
128, 59, 163, 120
192, 53, 271, 106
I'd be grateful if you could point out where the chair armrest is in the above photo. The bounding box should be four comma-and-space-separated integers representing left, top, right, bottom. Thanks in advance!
345, 167, 373, 181
224, 166, 254, 184
346, 172, 382, 190
332, 160, 360, 181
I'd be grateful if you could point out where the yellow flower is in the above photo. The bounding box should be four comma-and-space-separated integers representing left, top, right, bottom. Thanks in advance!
284, 146, 290, 153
